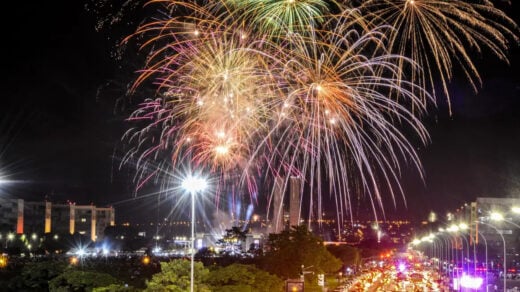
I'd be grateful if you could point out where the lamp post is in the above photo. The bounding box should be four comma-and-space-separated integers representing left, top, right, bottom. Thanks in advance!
447, 223, 472, 280
475, 229, 489, 292
445, 226, 460, 281
511, 207, 520, 215
480, 221, 506, 291
488, 209, 520, 291
457, 223, 474, 275
490, 212, 520, 229
5, 233, 14, 249
300, 265, 314, 283
429, 229, 447, 276
440, 235, 451, 276
182, 175, 207, 292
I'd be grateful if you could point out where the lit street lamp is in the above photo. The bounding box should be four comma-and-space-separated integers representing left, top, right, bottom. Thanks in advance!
182, 175, 207, 292
474, 228, 489, 291
489, 211, 520, 229
487, 210, 520, 291
480, 221, 506, 292
5, 233, 14, 249
512, 207, 520, 214
489, 212, 504, 222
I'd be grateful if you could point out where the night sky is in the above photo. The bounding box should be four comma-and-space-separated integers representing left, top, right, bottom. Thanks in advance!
1, 0, 519, 224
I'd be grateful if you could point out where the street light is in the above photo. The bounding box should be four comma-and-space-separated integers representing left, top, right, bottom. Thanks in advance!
439, 231, 459, 281
489, 212, 504, 222
182, 175, 207, 292
511, 207, 520, 214
480, 221, 506, 292
5, 233, 14, 249
489, 211, 520, 229
450, 224, 471, 276
474, 228, 489, 292
487, 210, 520, 291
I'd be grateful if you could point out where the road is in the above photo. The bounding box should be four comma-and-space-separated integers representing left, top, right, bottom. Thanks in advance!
345, 251, 449, 291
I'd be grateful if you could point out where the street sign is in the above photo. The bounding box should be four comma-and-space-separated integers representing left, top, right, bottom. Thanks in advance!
317, 274, 325, 286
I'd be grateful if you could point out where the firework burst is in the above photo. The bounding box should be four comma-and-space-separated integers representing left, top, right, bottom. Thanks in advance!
117, 0, 517, 225
121, 0, 432, 222
232, 0, 335, 37
123, 7, 287, 202
359, 0, 519, 114
266, 22, 431, 222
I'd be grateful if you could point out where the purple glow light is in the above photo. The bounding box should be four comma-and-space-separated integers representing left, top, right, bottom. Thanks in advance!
460, 274, 483, 289
398, 263, 406, 272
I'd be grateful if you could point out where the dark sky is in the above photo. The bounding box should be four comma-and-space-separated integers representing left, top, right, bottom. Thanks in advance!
1, 0, 519, 224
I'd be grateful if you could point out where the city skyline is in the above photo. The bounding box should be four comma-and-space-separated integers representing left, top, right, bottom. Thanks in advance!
1, 0, 519, 225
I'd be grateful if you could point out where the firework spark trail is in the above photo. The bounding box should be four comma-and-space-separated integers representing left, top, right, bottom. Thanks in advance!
123, 3, 286, 204
230, 0, 333, 37
117, 0, 517, 227
121, 0, 432, 224
264, 23, 431, 223
359, 0, 519, 114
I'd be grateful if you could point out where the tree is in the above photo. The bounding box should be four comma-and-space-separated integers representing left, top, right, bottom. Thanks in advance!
93, 284, 139, 292
326, 244, 362, 267
260, 225, 342, 279
49, 270, 120, 291
206, 264, 283, 292
196, 247, 216, 259
216, 226, 247, 256
6, 261, 66, 291
145, 259, 210, 292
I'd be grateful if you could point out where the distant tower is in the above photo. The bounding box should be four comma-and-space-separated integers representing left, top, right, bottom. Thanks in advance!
289, 176, 301, 227
269, 176, 285, 234
470, 202, 477, 245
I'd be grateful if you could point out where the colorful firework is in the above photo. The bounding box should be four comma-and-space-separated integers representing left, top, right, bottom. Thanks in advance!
358, 0, 519, 114
122, 7, 285, 200
226, 0, 335, 37
118, 0, 516, 225
266, 22, 430, 222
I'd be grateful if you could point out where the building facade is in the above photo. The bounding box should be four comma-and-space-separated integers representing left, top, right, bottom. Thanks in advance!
269, 176, 285, 234
289, 176, 301, 228
0, 198, 115, 242
267, 176, 303, 234
461, 197, 520, 270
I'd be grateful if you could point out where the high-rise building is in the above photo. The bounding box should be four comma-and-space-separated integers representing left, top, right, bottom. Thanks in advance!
267, 176, 303, 234
269, 176, 285, 234
289, 176, 301, 227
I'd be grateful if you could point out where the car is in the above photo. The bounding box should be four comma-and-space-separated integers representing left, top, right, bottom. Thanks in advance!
409, 272, 423, 282
397, 272, 407, 281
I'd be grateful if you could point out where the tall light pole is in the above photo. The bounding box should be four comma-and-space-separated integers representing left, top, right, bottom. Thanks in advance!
475, 228, 489, 292
182, 175, 207, 292
5, 233, 14, 249
490, 212, 520, 229
451, 224, 471, 276
480, 221, 506, 292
